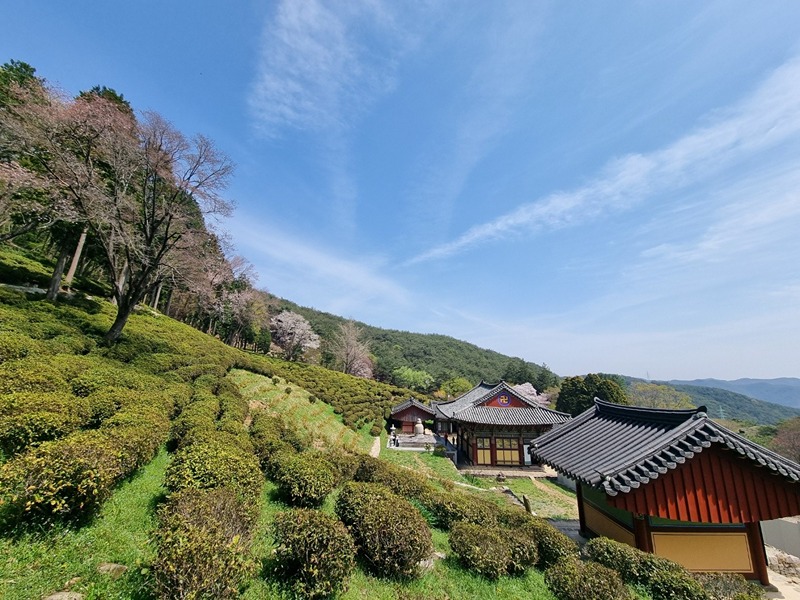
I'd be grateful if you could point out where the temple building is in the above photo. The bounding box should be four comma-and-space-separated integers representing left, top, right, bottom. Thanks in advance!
389, 397, 437, 433
532, 398, 800, 584
431, 381, 570, 467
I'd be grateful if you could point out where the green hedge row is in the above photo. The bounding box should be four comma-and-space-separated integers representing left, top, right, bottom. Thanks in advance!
582, 537, 764, 600
0, 384, 181, 524
449, 520, 538, 580
236, 354, 419, 434
154, 370, 264, 600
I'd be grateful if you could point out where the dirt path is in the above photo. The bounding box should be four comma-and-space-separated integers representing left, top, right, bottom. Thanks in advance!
528, 475, 573, 501
369, 436, 381, 457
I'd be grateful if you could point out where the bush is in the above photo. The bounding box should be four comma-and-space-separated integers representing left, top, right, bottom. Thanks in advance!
0, 356, 70, 394
692, 572, 763, 600
0, 332, 38, 363
336, 482, 432, 578
153, 487, 258, 600
521, 516, 578, 568
648, 566, 708, 600
449, 521, 511, 580
353, 455, 436, 502
425, 488, 498, 530
584, 536, 712, 600
164, 436, 264, 499
505, 526, 539, 575
273, 451, 337, 507
545, 557, 632, 600
273, 509, 356, 599
0, 431, 123, 523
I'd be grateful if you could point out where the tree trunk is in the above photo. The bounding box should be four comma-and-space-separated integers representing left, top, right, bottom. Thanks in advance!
63, 225, 88, 289
112, 259, 129, 306
46, 246, 70, 301
151, 282, 163, 310
163, 289, 173, 316
103, 300, 135, 345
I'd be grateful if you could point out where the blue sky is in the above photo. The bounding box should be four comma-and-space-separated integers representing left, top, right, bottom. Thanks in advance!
4, 1, 800, 380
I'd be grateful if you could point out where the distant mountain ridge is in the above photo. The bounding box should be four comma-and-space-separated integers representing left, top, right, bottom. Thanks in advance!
669, 378, 800, 409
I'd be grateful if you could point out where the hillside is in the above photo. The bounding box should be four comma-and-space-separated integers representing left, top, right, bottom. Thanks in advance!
268, 295, 557, 389
670, 378, 800, 409
664, 383, 800, 425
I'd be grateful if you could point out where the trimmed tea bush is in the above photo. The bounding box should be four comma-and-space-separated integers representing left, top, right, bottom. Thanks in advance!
522, 516, 578, 568
153, 487, 258, 600
0, 430, 123, 522
273, 451, 337, 507
353, 455, 434, 501
273, 509, 356, 599
545, 557, 632, 600
584, 536, 710, 600
425, 488, 498, 530
692, 572, 763, 600
336, 482, 432, 579
164, 435, 263, 498
505, 526, 539, 575
449, 521, 511, 580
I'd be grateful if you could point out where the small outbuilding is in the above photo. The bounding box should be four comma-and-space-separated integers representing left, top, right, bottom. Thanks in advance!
532, 399, 800, 584
389, 397, 436, 434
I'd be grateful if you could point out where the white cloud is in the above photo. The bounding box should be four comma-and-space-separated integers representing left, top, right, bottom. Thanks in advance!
228, 214, 410, 314
408, 54, 800, 264
248, 0, 436, 136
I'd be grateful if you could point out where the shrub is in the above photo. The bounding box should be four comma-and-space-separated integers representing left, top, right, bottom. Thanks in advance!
0, 356, 70, 394
369, 423, 383, 437
692, 572, 763, 600
273, 509, 356, 599
0, 409, 86, 457
425, 488, 498, 530
522, 516, 578, 568
505, 526, 539, 575
545, 557, 632, 600
0, 431, 123, 523
648, 566, 709, 600
0, 332, 38, 363
449, 521, 511, 580
153, 487, 257, 600
164, 436, 264, 499
584, 536, 711, 599
336, 482, 432, 578
273, 452, 337, 507
354, 455, 435, 502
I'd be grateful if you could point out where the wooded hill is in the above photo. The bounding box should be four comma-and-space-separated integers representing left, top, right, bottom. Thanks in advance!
267, 295, 558, 390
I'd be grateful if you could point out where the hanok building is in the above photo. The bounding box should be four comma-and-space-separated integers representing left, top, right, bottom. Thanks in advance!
389, 397, 437, 434
432, 381, 570, 467
532, 399, 800, 584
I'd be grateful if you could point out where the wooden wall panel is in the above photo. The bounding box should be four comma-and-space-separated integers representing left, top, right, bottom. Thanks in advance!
609, 445, 800, 523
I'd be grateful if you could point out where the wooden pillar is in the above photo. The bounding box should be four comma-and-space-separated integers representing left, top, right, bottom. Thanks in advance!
633, 514, 652, 553
490, 435, 497, 466
576, 483, 587, 537
746, 522, 770, 585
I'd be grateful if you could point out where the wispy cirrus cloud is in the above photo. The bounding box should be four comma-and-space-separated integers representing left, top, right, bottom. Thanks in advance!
248, 0, 436, 136
228, 213, 410, 316
407, 54, 800, 265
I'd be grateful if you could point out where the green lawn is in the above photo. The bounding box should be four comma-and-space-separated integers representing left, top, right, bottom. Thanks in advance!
229, 368, 375, 454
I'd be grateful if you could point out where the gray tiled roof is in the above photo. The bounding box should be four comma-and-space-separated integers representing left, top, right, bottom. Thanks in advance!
390, 397, 436, 416
532, 399, 800, 496
454, 406, 571, 426
432, 381, 570, 427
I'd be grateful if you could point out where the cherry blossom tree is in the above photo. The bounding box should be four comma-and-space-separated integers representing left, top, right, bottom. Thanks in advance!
270, 311, 320, 361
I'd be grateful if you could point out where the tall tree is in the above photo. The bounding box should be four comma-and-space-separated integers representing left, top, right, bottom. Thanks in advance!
628, 382, 694, 409
329, 321, 373, 378
93, 111, 233, 343
555, 373, 629, 416
270, 311, 320, 361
